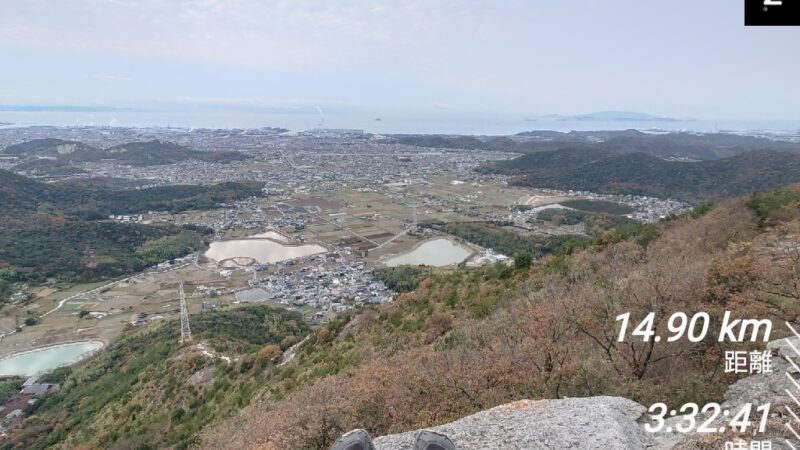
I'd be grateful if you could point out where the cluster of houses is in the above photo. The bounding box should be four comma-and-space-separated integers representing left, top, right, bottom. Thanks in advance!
236, 257, 392, 318
0, 375, 59, 436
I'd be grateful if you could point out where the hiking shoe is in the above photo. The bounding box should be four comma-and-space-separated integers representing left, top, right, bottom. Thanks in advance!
414, 430, 456, 450
332, 429, 375, 450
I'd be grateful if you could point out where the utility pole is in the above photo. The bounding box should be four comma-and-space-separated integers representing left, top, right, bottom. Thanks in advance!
179, 283, 191, 343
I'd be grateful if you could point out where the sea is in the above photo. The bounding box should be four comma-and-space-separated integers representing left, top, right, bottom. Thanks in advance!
1, 109, 799, 137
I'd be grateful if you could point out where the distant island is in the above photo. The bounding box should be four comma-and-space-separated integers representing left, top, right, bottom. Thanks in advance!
525, 110, 686, 122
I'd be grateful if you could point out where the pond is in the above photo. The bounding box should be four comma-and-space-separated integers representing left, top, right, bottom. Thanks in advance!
0, 340, 104, 376
205, 238, 326, 264
384, 238, 472, 267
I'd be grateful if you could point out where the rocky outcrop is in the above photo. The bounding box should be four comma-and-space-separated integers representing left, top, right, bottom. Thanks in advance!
186, 365, 216, 387
373, 396, 655, 449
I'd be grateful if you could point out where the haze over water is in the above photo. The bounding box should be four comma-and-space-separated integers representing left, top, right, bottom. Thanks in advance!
2, 110, 800, 136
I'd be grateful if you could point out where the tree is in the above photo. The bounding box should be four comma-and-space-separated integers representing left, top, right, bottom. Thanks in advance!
567, 237, 710, 380
514, 253, 532, 269
257, 344, 283, 366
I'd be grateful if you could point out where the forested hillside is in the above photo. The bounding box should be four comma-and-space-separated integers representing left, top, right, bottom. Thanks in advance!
1, 138, 98, 158
480, 148, 800, 202
394, 130, 800, 160
422, 211, 655, 262
1, 139, 248, 167
7, 305, 308, 450
0, 169, 264, 219
0, 170, 263, 296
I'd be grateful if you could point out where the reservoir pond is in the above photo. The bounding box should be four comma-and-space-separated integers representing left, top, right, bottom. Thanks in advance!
205, 238, 326, 264
0, 341, 104, 376
385, 238, 472, 267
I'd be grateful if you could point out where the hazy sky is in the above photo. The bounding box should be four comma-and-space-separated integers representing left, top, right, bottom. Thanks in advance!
1, 0, 798, 120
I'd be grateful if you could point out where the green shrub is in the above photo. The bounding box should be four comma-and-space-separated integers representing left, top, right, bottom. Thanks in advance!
747, 189, 800, 224
374, 266, 433, 292
514, 253, 532, 269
